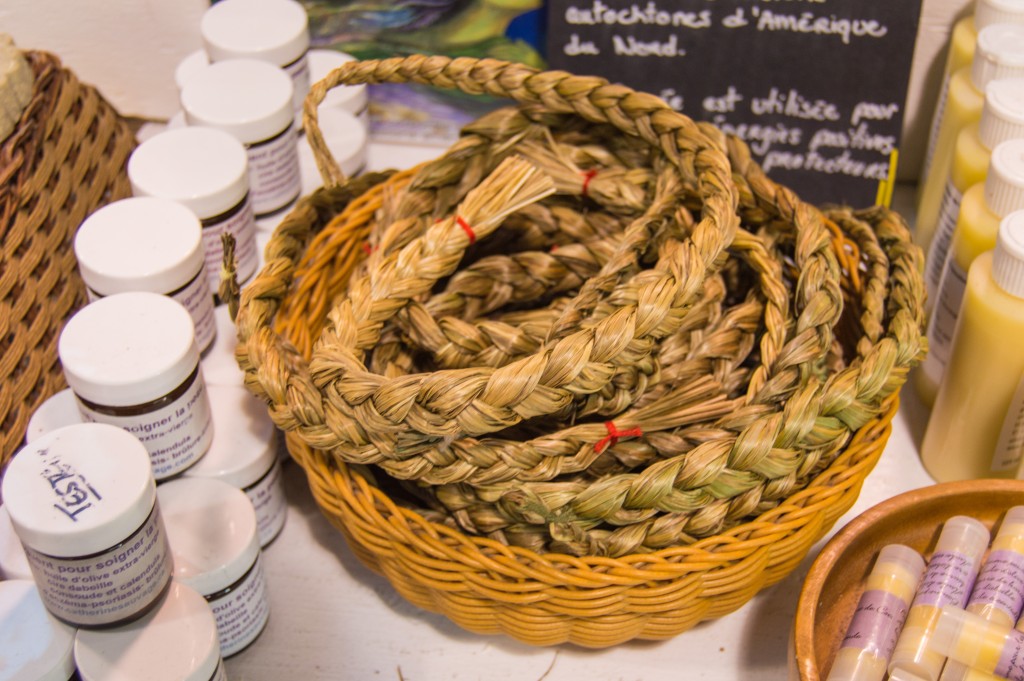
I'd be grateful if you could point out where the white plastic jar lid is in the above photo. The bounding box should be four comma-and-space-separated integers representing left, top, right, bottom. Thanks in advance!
201, 0, 309, 68
59, 292, 200, 407
1, 423, 156, 557
175, 49, 210, 92
75, 197, 204, 296
185, 385, 277, 488
129, 126, 249, 219
0, 505, 32, 581
0, 580, 77, 681
181, 59, 295, 145
74, 581, 221, 681
307, 49, 366, 115
157, 477, 260, 596
26, 387, 84, 442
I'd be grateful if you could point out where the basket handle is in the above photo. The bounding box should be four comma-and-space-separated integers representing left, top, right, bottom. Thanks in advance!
302, 54, 724, 189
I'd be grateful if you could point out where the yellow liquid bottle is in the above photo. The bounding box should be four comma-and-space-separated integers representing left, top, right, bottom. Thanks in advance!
890, 516, 991, 681
916, 138, 1024, 407
921, 209, 1024, 481
922, 0, 1024, 180
940, 506, 1024, 681
917, 24, 1024, 253
827, 545, 927, 681
925, 77, 1024, 314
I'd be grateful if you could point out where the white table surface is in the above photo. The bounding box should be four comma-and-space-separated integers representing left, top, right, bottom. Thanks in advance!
229, 145, 937, 681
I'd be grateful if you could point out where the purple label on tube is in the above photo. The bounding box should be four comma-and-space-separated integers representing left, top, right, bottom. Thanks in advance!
996, 628, 1024, 681
912, 551, 978, 609
841, 589, 910, 659
970, 550, 1024, 622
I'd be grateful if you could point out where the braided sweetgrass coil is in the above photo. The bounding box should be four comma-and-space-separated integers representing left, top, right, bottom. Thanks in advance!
234, 55, 925, 559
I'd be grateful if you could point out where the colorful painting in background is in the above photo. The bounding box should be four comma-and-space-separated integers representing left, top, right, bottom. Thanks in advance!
300, 0, 547, 145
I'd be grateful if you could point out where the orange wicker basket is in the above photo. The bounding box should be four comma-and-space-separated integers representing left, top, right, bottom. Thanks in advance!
0, 50, 136, 471
234, 55, 925, 647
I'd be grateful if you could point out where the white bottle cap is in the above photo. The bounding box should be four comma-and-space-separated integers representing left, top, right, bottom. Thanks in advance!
174, 49, 210, 92
185, 385, 276, 489
0, 580, 76, 681
1, 423, 156, 557
0, 505, 32, 581
972, 24, 1024, 91
298, 108, 367, 194
993, 209, 1024, 297
201, 0, 309, 69
201, 305, 244, 387
75, 581, 221, 681
26, 388, 84, 442
307, 48, 367, 118
157, 477, 260, 597
181, 59, 294, 145
59, 292, 200, 407
976, 0, 1024, 32
129, 126, 249, 219
980, 78, 1024, 149
74, 197, 205, 296
936, 515, 992, 557
985, 138, 1024, 216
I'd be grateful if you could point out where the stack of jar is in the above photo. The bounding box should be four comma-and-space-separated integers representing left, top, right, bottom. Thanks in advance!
827, 508, 1024, 681
913, 1, 1024, 484
167, 0, 368, 235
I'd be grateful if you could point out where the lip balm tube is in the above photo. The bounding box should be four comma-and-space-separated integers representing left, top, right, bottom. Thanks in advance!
74, 196, 216, 353
128, 126, 260, 291
890, 515, 992, 681
25, 388, 83, 443
0, 580, 77, 681
1, 424, 174, 628
181, 59, 300, 218
74, 581, 227, 681
58, 292, 215, 480
201, 0, 310, 116
0, 506, 32, 581
158, 477, 270, 657
306, 48, 367, 124
940, 507, 1024, 681
296, 107, 367, 198
827, 544, 927, 681
931, 605, 1024, 680
184, 385, 287, 547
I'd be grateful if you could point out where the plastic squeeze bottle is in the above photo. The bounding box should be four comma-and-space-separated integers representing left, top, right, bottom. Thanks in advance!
940, 506, 1024, 681
922, 0, 1024, 179
916, 138, 1024, 408
827, 545, 927, 681
925, 77, 1024, 312
921, 209, 1024, 481
890, 515, 991, 681
917, 23, 1024, 253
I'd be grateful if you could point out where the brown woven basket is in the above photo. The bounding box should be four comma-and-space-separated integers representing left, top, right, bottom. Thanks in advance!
234, 55, 925, 646
0, 50, 136, 470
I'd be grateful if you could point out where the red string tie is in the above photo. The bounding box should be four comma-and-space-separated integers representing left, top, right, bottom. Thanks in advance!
361, 242, 374, 256
594, 421, 643, 454
456, 215, 476, 244
581, 169, 598, 198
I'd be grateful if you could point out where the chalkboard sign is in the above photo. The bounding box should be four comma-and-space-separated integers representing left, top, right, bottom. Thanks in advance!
546, 0, 923, 207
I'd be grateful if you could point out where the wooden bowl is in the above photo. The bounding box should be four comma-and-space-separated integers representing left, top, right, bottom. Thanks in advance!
791, 478, 1024, 681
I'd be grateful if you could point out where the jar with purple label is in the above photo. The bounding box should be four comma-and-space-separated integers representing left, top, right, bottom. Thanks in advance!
58, 292, 215, 480
1, 423, 174, 628
74, 196, 216, 353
